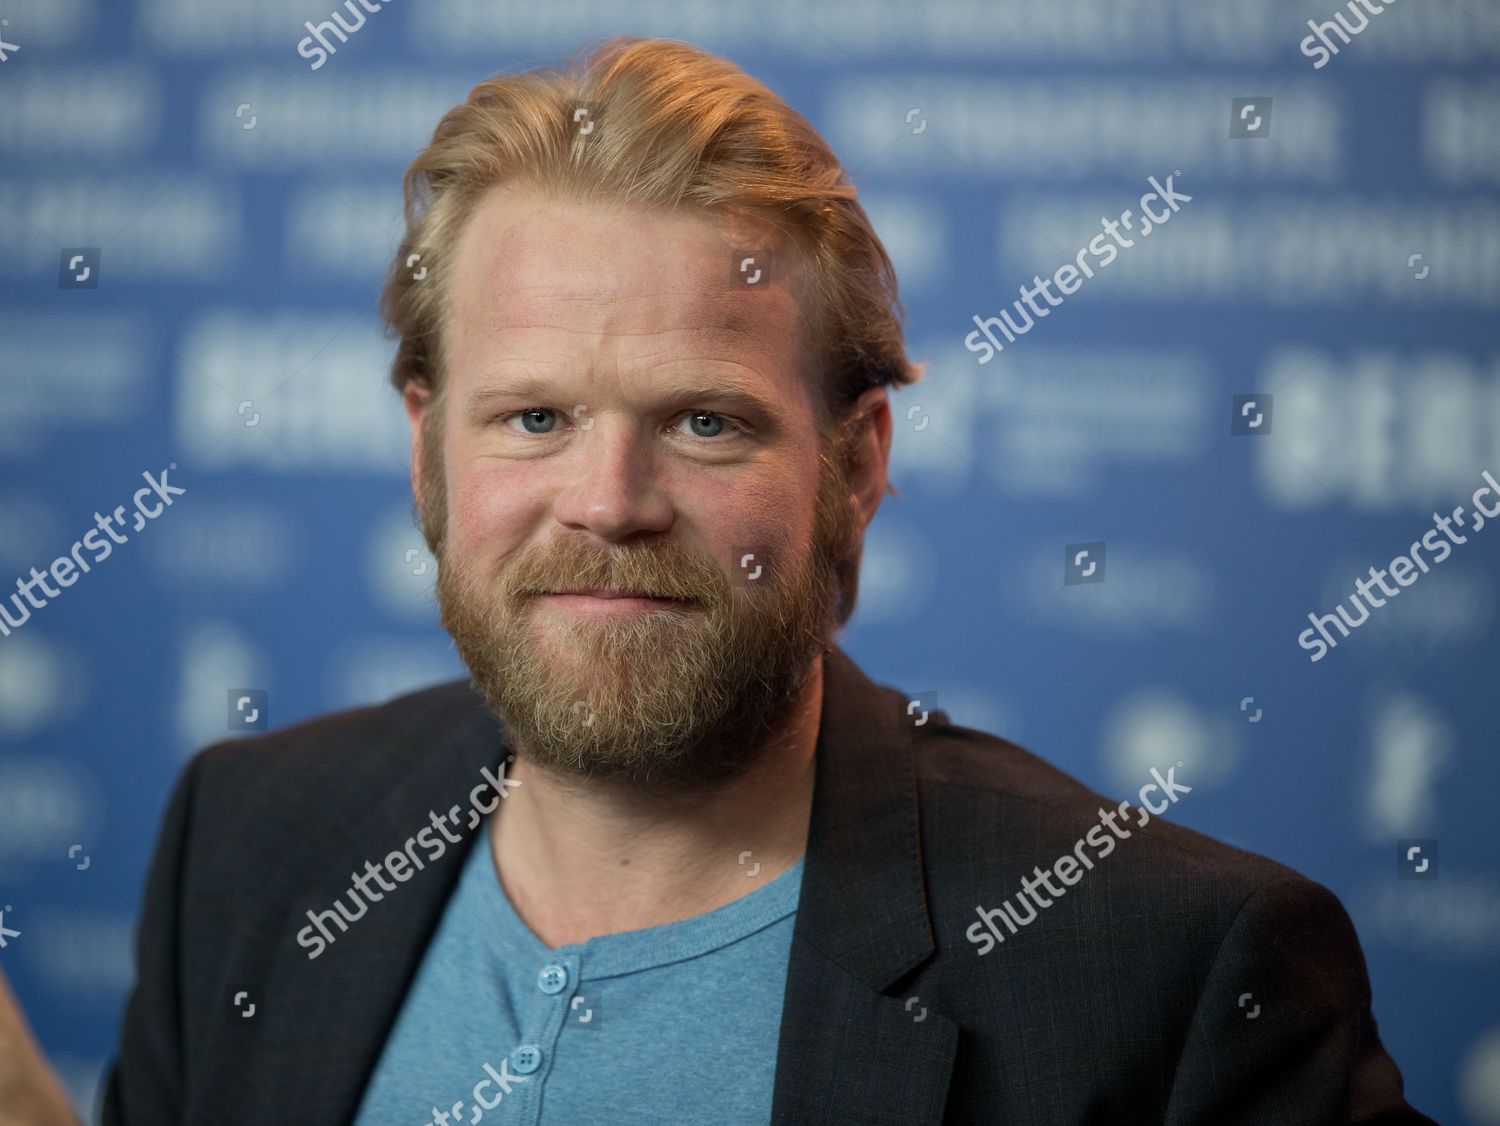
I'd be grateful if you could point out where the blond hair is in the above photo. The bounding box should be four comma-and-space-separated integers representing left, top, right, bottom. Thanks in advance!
378, 35, 924, 424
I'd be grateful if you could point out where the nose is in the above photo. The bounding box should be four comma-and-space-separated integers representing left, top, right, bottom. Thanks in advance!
550, 419, 674, 542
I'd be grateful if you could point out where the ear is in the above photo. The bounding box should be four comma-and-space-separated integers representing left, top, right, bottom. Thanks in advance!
403, 382, 434, 515
842, 386, 893, 534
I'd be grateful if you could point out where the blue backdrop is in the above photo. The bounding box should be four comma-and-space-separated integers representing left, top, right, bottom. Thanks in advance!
1, 0, 1497, 1121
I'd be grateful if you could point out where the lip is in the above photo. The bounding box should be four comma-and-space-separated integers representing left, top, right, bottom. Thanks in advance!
550, 588, 677, 599
538, 590, 696, 617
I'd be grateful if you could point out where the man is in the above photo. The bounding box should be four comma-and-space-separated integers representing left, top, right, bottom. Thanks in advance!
104, 35, 1433, 1124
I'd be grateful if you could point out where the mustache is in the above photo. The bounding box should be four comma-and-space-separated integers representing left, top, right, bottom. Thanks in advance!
497, 539, 729, 603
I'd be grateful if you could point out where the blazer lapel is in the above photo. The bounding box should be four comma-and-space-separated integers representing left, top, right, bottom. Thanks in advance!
240, 695, 507, 1125
770, 646, 958, 1123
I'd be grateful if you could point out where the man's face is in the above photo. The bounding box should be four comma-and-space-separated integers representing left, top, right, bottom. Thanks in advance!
408, 184, 868, 788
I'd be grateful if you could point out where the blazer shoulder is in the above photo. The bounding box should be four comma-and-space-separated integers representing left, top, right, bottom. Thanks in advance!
197, 677, 480, 768
186, 677, 488, 831
910, 715, 1305, 911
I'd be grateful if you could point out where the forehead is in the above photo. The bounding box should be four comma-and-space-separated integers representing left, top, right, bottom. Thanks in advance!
443, 184, 811, 395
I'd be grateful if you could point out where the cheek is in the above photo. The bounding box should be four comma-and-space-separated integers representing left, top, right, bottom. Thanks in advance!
690, 467, 817, 576
444, 455, 540, 562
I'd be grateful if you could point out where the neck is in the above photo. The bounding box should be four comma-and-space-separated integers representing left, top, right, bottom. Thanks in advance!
490, 652, 824, 948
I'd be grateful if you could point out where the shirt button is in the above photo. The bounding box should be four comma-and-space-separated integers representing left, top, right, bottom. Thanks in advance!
510, 1044, 543, 1075
537, 964, 569, 994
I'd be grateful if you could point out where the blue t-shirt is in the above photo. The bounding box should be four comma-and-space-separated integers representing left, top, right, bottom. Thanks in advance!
353, 818, 803, 1125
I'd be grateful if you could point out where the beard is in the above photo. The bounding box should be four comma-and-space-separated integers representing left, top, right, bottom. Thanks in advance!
424, 428, 861, 790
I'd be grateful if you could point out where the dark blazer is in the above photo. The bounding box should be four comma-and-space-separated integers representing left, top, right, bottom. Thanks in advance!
103, 645, 1433, 1125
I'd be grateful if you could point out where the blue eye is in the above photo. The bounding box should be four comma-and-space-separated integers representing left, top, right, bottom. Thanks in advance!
497, 407, 746, 442
508, 408, 557, 434
682, 411, 727, 438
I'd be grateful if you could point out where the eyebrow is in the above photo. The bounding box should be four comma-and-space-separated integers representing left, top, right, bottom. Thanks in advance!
463, 372, 784, 420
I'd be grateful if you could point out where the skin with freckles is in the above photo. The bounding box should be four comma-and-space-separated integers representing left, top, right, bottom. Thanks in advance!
404, 182, 892, 944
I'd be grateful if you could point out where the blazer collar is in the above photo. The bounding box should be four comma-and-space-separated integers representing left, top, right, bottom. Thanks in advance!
249, 696, 504, 1125
770, 645, 958, 1124
794, 644, 936, 990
